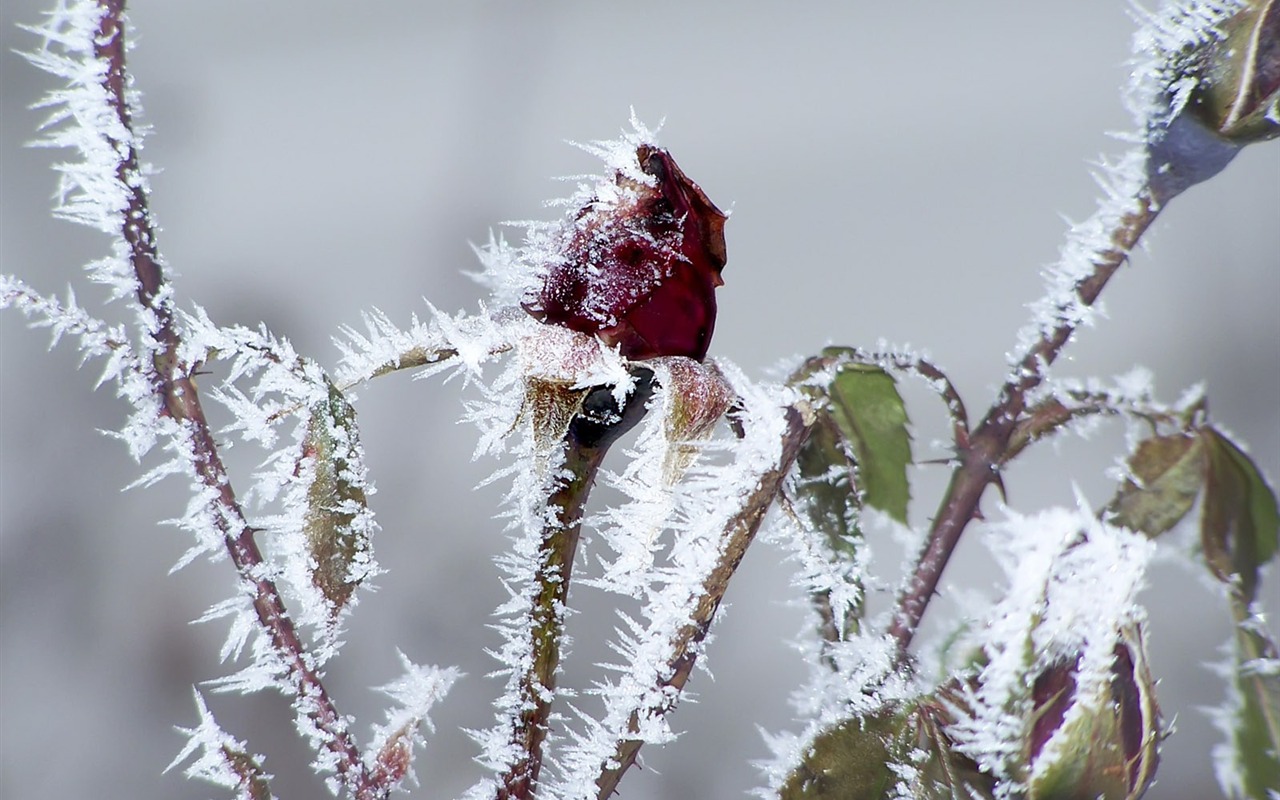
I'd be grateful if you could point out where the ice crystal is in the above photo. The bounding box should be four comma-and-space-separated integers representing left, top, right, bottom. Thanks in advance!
365, 652, 461, 789
169, 691, 275, 800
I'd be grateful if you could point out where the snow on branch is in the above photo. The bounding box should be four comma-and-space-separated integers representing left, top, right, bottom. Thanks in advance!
15, 3, 392, 796
888, 0, 1255, 655
1011, 0, 1246, 376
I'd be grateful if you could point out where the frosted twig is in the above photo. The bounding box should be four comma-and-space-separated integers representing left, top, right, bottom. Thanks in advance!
888, 179, 1160, 656
58, 3, 381, 796
1004, 383, 1192, 461
495, 440, 610, 800
884, 0, 1249, 654
590, 402, 813, 798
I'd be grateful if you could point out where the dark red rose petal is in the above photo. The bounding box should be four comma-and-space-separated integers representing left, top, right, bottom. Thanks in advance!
524, 145, 727, 361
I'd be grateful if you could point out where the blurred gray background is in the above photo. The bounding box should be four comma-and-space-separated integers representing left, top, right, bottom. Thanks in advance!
2, 2, 1277, 799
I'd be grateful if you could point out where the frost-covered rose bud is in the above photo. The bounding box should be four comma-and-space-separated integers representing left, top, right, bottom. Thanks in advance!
1025, 625, 1160, 800
523, 145, 728, 361
1147, 0, 1278, 202
1187, 0, 1279, 144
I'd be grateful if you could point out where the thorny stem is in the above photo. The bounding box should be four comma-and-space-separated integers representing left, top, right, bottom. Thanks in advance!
594, 404, 814, 799
497, 438, 609, 800
888, 192, 1161, 655
1231, 593, 1280, 777
93, 4, 379, 797
497, 373, 653, 800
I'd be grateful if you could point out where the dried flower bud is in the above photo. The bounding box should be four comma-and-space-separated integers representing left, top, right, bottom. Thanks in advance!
371, 728, 413, 787
523, 145, 728, 361
654, 357, 735, 483
1026, 625, 1160, 800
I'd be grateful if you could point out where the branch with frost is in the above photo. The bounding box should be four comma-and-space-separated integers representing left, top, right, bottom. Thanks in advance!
887, 0, 1254, 654
492, 435, 612, 800
0, 274, 141, 389
1004, 371, 1203, 462
553, 388, 813, 799
888, 174, 1160, 655
14, 4, 414, 797
333, 305, 521, 389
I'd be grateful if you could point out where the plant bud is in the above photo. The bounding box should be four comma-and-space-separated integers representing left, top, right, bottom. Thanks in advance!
523, 145, 728, 361
654, 357, 735, 483
1147, 0, 1279, 202
1188, 0, 1280, 144
1025, 624, 1160, 800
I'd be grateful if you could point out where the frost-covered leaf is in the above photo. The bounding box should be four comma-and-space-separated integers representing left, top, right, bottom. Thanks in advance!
779, 708, 901, 799
793, 410, 861, 558
1201, 427, 1280, 603
902, 695, 997, 800
1107, 431, 1206, 536
779, 698, 994, 800
299, 379, 376, 617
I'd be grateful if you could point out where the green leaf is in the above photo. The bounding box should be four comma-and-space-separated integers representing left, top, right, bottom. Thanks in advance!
824, 358, 912, 525
780, 699, 995, 800
780, 709, 901, 800
1106, 433, 1206, 537
1201, 427, 1280, 603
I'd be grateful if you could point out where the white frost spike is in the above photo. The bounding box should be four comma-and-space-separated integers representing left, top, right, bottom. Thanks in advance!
364, 652, 462, 789
20, 0, 167, 306
168, 690, 275, 799
945, 501, 1156, 796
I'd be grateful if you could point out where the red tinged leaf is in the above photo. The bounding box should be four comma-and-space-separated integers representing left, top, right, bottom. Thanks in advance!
523, 145, 728, 361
